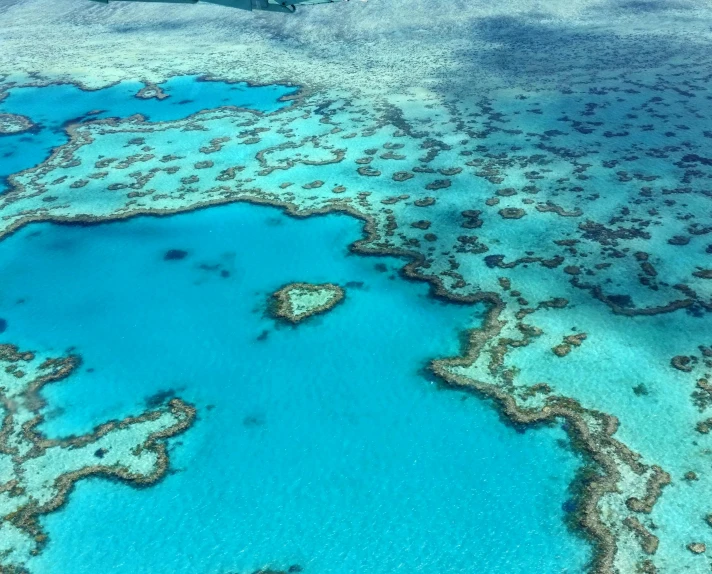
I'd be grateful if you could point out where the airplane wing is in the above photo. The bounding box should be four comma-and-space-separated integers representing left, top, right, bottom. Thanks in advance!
88, 0, 352, 14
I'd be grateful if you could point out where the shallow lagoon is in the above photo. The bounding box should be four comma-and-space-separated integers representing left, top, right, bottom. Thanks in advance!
2, 2, 712, 570
0, 76, 295, 190
0, 201, 590, 573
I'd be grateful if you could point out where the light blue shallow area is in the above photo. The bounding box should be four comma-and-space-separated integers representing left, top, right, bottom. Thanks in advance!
0, 75, 294, 190
0, 202, 590, 573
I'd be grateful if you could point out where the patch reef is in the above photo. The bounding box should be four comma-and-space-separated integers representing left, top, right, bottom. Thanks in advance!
271, 282, 345, 323
0, 344, 195, 571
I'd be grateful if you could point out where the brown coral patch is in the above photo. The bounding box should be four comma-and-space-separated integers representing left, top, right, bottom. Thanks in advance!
499, 208, 526, 219
392, 171, 414, 182
425, 179, 451, 191
414, 197, 436, 207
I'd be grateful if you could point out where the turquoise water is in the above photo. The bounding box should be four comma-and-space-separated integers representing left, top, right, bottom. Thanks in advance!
0, 202, 590, 573
0, 76, 591, 573
0, 75, 295, 190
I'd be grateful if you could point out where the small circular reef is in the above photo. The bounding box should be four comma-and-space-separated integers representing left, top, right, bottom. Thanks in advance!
271, 282, 345, 324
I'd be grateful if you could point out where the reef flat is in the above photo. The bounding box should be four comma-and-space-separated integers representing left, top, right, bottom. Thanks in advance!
271, 283, 344, 323
2, 0, 712, 571
3, 0, 712, 98
0, 344, 194, 571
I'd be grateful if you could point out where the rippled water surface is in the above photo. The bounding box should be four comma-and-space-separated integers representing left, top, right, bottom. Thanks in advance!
0, 185, 589, 573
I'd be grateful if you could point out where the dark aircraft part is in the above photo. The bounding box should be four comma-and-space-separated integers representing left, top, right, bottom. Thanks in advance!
88, 0, 298, 13
250, 0, 296, 11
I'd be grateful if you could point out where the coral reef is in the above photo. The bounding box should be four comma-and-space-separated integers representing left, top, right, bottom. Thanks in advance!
271, 282, 345, 323
0, 113, 34, 135
1, 1, 712, 568
0, 344, 195, 570
3, 82, 707, 570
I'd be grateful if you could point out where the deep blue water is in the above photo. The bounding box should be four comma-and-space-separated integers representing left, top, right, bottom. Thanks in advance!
0, 75, 295, 191
0, 202, 590, 573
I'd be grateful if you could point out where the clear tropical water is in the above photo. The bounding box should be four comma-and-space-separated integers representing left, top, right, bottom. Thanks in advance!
4, 1, 712, 570
0, 76, 295, 191
0, 77, 591, 573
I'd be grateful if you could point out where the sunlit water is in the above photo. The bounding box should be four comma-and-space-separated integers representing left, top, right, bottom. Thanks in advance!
0, 78, 591, 574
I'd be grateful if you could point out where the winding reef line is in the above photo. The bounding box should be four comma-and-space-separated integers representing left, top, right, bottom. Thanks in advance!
2, 77, 701, 572
0, 186, 668, 573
